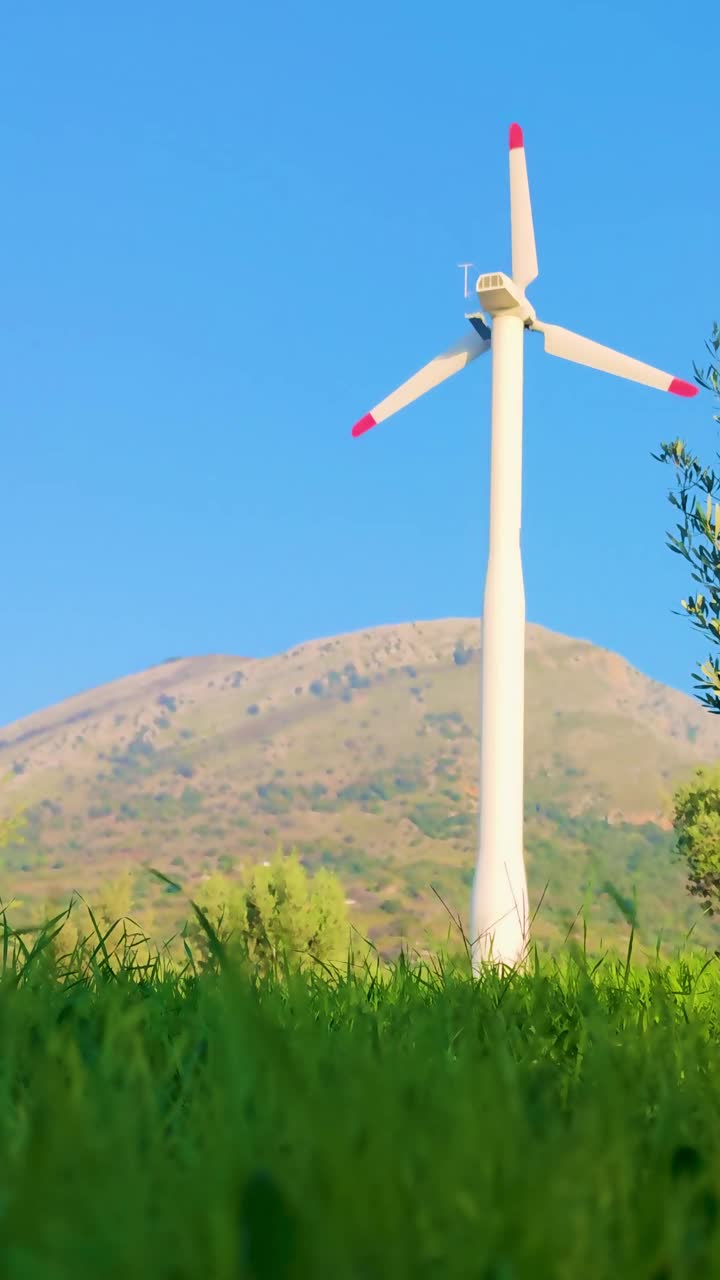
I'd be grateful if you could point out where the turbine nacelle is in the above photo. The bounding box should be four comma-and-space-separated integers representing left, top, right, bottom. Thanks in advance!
475, 271, 536, 324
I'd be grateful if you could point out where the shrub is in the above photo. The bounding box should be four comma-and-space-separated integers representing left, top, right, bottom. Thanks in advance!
453, 643, 474, 666
188, 846, 350, 975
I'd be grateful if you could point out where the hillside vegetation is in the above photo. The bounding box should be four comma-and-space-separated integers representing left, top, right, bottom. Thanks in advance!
1, 618, 719, 957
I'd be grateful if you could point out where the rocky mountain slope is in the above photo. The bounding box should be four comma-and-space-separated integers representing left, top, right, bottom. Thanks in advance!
1, 619, 718, 956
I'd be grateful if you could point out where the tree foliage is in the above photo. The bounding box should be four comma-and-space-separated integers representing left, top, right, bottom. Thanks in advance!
654, 323, 720, 712
40, 895, 82, 960
190, 845, 350, 974
42, 870, 151, 966
671, 764, 720, 916
654, 336, 720, 919
95, 870, 135, 933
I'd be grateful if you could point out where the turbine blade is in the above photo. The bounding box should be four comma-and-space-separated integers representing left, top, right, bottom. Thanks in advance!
351, 329, 491, 437
534, 320, 698, 397
509, 123, 538, 292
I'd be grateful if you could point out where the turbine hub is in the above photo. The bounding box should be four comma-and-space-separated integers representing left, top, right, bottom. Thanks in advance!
475, 271, 535, 324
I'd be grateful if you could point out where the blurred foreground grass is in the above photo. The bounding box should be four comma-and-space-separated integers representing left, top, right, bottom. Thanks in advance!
0, 895, 719, 1278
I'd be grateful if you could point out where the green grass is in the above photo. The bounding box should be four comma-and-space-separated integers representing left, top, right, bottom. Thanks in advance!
2, 898, 720, 1277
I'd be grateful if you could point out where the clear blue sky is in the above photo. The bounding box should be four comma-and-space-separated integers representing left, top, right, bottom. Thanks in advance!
0, 2, 717, 727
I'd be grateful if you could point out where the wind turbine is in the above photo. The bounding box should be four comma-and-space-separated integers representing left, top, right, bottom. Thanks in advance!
350, 123, 698, 974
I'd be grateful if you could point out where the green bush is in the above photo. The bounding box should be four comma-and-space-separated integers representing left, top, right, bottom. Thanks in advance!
188, 846, 350, 975
671, 764, 720, 914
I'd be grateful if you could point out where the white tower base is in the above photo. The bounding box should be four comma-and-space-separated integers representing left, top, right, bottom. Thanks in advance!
470, 311, 530, 974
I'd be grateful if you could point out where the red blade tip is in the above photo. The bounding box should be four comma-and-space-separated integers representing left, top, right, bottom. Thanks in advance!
351, 412, 377, 437
668, 378, 698, 398
509, 123, 524, 150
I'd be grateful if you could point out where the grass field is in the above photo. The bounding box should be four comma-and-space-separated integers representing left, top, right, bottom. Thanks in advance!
1, 898, 720, 1278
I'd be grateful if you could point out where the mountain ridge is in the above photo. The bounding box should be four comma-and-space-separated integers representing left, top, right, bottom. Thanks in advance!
0, 618, 718, 956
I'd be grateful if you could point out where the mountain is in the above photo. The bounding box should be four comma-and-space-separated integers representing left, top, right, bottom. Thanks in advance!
1, 618, 719, 958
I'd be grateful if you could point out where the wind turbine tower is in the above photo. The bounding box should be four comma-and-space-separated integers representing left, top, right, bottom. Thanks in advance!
350, 123, 698, 972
